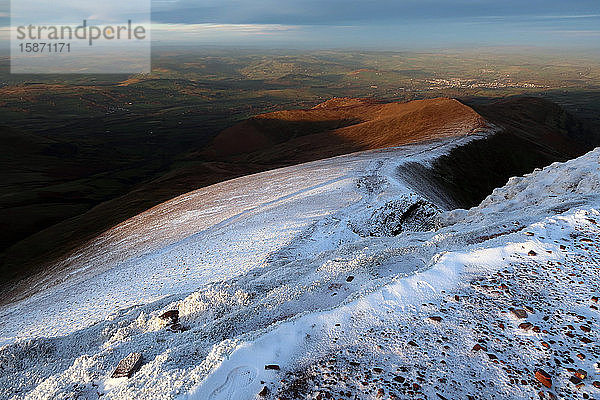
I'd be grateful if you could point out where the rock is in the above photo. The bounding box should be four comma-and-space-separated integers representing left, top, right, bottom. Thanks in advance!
407, 340, 418, 347
535, 369, 552, 388
428, 316, 443, 322
593, 381, 600, 389
528, 250, 537, 256
580, 325, 591, 333
258, 386, 269, 397
167, 323, 186, 333
524, 305, 535, 313
576, 353, 585, 360
393, 375, 406, 383
376, 388, 385, 398
519, 322, 533, 331
159, 310, 179, 324
472, 344, 487, 352
112, 352, 143, 378
511, 309, 528, 319
346, 276, 355, 282
559, 245, 566, 250
265, 364, 280, 371
580, 337, 592, 344
570, 376, 582, 384
592, 296, 598, 303
575, 369, 587, 380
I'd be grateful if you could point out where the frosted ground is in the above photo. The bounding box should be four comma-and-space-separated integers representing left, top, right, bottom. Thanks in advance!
1, 133, 599, 399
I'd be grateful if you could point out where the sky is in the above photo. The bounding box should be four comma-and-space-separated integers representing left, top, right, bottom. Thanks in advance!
1, 0, 600, 50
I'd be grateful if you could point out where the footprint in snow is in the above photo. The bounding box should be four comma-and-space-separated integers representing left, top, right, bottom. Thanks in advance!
209, 366, 257, 400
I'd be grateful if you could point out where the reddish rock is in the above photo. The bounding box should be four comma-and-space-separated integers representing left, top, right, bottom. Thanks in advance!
570, 376, 583, 387
512, 309, 528, 319
535, 369, 552, 388
407, 340, 418, 347
575, 369, 587, 380
580, 325, 591, 333
593, 381, 600, 389
528, 250, 537, 256
428, 316, 443, 323
472, 343, 487, 352
519, 322, 533, 331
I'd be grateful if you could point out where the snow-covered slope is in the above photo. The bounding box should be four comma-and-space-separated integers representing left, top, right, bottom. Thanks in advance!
1, 134, 599, 400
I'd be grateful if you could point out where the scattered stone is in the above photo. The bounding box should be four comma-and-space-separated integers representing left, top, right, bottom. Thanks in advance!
472, 344, 487, 352
167, 323, 186, 333
575, 369, 587, 380
570, 376, 582, 385
524, 305, 535, 313
519, 322, 533, 331
535, 369, 552, 388
265, 364, 280, 371
258, 386, 269, 397
112, 352, 143, 378
512, 309, 528, 319
159, 310, 179, 324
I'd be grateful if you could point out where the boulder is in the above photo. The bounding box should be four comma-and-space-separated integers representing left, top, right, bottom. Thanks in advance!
112, 352, 143, 378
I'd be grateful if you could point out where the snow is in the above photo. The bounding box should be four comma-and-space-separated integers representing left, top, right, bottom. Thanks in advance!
1, 133, 600, 400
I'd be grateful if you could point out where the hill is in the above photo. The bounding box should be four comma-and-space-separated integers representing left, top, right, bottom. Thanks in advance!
1, 96, 598, 306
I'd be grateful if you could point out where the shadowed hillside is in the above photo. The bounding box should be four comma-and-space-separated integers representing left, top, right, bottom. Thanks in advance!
1, 96, 598, 305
